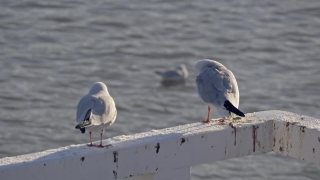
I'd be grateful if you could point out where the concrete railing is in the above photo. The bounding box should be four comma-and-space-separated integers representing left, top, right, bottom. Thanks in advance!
0, 110, 319, 180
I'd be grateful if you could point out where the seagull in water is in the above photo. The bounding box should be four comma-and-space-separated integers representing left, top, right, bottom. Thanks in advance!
75, 82, 117, 147
155, 64, 188, 82
194, 59, 245, 123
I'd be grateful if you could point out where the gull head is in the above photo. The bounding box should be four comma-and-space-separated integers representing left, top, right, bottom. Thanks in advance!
89, 82, 108, 95
176, 63, 188, 77
175, 63, 187, 71
194, 59, 225, 76
194, 60, 211, 76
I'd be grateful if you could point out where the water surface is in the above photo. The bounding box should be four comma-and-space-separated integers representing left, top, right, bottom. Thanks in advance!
1, 0, 320, 179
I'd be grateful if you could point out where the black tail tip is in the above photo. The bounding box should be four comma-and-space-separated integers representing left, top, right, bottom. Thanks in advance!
75, 125, 85, 133
224, 100, 245, 117
80, 128, 85, 134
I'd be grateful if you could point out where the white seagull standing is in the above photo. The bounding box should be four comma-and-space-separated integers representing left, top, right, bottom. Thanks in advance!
155, 63, 188, 82
75, 82, 117, 147
194, 59, 245, 123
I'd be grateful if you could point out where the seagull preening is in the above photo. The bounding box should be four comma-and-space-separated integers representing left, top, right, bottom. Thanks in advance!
75, 82, 117, 147
194, 59, 245, 123
155, 63, 189, 82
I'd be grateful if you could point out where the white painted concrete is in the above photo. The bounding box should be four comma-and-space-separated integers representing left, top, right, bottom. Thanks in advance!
0, 110, 319, 180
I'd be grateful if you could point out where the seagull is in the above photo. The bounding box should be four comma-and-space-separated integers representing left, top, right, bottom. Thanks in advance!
75, 82, 117, 147
194, 59, 245, 123
155, 63, 188, 82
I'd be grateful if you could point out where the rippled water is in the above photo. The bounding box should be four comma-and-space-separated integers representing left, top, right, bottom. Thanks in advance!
1, 0, 320, 179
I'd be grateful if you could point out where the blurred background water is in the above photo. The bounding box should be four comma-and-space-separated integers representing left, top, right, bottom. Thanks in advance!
0, 0, 320, 179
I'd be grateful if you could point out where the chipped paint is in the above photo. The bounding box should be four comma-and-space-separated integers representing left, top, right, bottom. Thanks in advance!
252, 125, 257, 152
299, 126, 306, 133
299, 125, 306, 159
113, 151, 118, 163
279, 147, 283, 152
113, 170, 117, 179
229, 122, 237, 146
180, 138, 186, 145
155, 143, 160, 154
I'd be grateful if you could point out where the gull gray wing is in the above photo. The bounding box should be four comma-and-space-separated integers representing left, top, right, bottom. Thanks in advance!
90, 94, 117, 126
196, 66, 236, 107
222, 68, 239, 108
76, 95, 94, 124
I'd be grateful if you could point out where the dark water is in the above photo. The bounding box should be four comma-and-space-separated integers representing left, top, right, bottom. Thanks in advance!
1, 0, 320, 179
